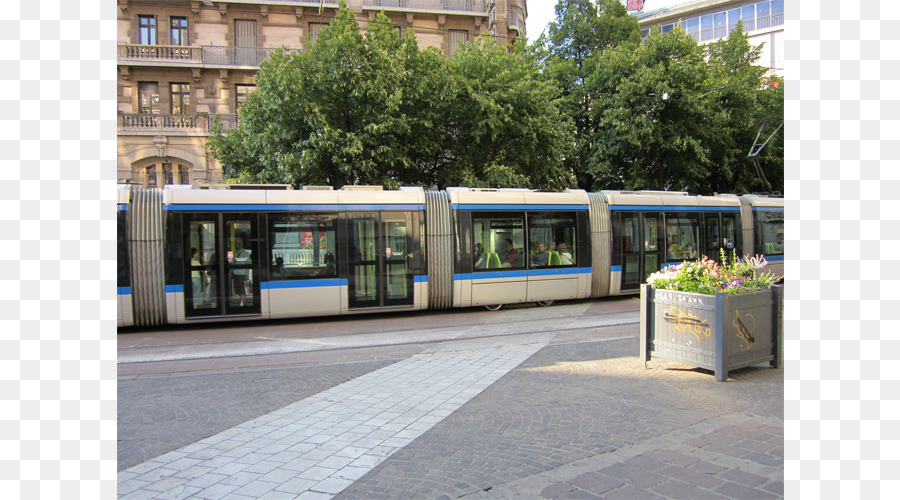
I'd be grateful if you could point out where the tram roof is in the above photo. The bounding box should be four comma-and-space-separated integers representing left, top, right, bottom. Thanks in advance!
162, 185, 426, 206
447, 188, 589, 206
601, 190, 741, 207
741, 193, 785, 208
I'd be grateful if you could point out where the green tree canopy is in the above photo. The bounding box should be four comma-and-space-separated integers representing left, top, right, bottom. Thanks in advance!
585, 27, 717, 191
208, 2, 573, 190
541, 0, 642, 191
541, 0, 783, 194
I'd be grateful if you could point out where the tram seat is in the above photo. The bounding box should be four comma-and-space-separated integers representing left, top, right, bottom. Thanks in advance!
486, 252, 501, 269
765, 242, 775, 255
548, 251, 561, 266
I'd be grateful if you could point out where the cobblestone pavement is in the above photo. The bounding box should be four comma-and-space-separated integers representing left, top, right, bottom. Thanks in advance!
337, 337, 782, 499
118, 302, 783, 499
118, 360, 397, 471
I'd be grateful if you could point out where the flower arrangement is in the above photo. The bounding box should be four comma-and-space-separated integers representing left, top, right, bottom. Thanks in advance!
646, 249, 781, 296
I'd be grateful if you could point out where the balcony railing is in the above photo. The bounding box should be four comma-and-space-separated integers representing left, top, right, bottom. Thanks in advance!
118, 113, 239, 133
362, 0, 486, 13
120, 44, 201, 62
118, 44, 289, 68
202, 46, 277, 67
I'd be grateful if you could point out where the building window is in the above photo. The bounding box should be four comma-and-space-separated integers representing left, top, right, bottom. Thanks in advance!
700, 14, 714, 41
161, 163, 191, 186
742, 5, 756, 31
713, 12, 727, 39
139, 82, 160, 114
170, 17, 188, 46
772, 30, 783, 70
449, 30, 468, 55
771, 0, 784, 26
308, 23, 327, 45
146, 165, 158, 187
660, 23, 673, 34
727, 8, 741, 33
681, 17, 700, 42
138, 15, 157, 45
236, 84, 256, 110
756, 1, 771, 29
171, 83, 190, 115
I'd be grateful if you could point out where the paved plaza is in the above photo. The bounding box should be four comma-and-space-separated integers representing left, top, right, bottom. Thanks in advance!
118, 302, 783, 499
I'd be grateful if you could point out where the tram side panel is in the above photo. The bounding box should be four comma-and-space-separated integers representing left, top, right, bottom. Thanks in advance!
523, 190, 592, 303
265, 209, 343, 320
601, 191, 744, 295
740, 195, 785, 278
449, 189, 590, 309
264, 188, 426, 319
164, 188, 270, 324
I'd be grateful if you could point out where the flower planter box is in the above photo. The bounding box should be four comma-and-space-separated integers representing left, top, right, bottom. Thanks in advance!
639, 283, 783, 381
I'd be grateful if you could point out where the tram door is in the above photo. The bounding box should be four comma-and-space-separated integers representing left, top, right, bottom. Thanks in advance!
619, 212, 663, 291
184, 213, 261, 317
703, 213, 739, 258
346, 212, 413, 309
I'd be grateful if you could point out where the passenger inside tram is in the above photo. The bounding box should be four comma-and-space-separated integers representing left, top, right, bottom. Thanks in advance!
667, 244, 682, 260
474, 243, 486, 270
557, 243, 573, 265
532, 243, 549, 267
271, 257, 290, 278
503, 238, 517, 267
683, 244, 697, 259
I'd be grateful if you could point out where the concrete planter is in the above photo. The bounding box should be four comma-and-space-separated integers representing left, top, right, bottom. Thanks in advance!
639, 284, 783, 381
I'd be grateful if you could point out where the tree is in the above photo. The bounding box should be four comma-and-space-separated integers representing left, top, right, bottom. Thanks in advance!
208, 2, 573, 190
435, 36, 573, 189
541, 0, 641, 190
703, 23, 784, 194
209, 6, 437, 188
584, 27, 717, 191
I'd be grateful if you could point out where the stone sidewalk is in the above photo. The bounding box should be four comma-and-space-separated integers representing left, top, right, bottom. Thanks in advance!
118, 329, 782, 499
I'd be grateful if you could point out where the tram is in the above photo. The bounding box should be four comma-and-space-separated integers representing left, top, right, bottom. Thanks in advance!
117, 185, 784, 327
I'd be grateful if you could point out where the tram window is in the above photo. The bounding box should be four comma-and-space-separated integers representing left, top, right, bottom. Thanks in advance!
527, 212, 577, 267
704, 214, 720, 257
664, 212, 700, 261
471, 213, 525, 269
722, 214, 738, 253
755, 211, 784, 256
269, 214, 338, 279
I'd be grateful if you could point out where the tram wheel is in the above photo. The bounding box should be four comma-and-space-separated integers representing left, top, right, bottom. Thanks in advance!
483, 304, 503, 311
536, 300, 554, 307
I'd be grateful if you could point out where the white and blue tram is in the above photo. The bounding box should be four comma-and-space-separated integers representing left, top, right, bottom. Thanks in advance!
117, 185, 784, 327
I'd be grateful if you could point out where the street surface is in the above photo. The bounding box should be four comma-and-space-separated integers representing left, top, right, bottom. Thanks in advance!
118, 297, 783, 499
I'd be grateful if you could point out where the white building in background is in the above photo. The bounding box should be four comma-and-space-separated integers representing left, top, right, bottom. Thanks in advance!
627, 0, 784, 77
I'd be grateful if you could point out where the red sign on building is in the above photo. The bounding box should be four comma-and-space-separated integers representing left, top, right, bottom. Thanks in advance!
626, 0, 644, 11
